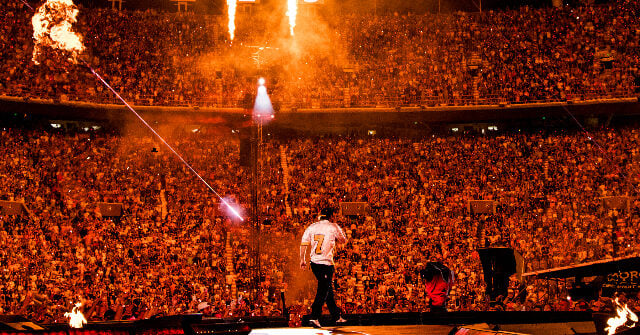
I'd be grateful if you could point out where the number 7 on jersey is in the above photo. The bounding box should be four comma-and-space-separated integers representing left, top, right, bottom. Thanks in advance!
313, 234, 325, 254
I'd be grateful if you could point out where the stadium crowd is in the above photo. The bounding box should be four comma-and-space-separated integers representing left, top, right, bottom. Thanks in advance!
0, 124, 639, 323
1, 0, 639, 107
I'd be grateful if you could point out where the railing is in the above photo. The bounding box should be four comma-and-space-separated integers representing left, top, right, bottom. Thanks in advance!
2, 86, 637, 110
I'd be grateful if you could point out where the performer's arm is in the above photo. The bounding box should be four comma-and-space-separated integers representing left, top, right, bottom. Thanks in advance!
300, 244, 309, 269
300, 228, 311, 269
335, 223, 347, 244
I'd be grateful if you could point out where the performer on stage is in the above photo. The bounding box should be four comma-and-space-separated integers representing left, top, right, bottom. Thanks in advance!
300, 207, 348, 328
420, 261, 455, 312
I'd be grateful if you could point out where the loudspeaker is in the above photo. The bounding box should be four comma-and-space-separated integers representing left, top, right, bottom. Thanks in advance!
601, 196, 630, 211
478, 248, 523, 300
97, 202, 123, 217
468, 200, 496, 214
0, 201, 30, 216
340, 202, 368, 216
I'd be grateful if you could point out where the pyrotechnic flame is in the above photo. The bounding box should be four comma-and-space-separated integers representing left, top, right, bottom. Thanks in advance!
227, 0, 237, 41
31, 0, 85, 65
64, 303, 87, 328
286, 0, 297, 36
606, 298, 638, 335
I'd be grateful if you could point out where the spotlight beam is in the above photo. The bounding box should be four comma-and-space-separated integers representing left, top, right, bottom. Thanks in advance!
83, 61, 244, 221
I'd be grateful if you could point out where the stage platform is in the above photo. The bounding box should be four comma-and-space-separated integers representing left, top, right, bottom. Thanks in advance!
0, 311, 624, 335
250, 325, 453, 335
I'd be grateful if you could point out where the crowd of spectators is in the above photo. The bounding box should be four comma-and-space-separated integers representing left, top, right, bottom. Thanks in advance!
1, 123, 639, 323
1, 1, 639, 108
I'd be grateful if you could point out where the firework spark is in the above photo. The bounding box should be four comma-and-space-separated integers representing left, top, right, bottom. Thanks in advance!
227, 0, 237, 41
32, 0, 85, 65
85, 64, 244, 221
24, 0, 244, 221
286, 0, 297, 36
26, 0, 244, 221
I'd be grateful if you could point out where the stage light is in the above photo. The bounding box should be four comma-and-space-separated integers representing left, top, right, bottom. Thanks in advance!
253, 77, 274, 122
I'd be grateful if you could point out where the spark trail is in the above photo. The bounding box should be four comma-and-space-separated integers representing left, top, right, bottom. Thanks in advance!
23, 0, 244, 221
84, 62, 244, 221
19, 0, 33, 10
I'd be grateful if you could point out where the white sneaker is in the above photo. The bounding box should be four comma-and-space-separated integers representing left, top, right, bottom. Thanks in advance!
309, 319, 322, 328
336, 317, 347, 324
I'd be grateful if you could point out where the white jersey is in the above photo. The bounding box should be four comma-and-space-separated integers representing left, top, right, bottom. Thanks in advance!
301, 220, 347, 266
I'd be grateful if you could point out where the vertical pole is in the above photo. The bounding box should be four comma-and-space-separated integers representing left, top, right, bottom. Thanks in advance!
251, 119, 263, 301
612, 214, 618, 258
257, 121, 263, 291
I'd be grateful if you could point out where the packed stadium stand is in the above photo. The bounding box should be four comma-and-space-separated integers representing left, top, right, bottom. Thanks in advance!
0, 125, 639, 323
1, 0, 639, 107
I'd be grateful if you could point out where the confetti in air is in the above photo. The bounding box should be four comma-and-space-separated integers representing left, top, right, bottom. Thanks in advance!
227, 0, 237, 41
32, 0, 85, 65
286, 0, 297, 36
64, 303, 87, 328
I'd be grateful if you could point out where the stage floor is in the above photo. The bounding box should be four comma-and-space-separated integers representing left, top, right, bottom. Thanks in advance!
249, 325, 455, 335
250, 322, 599, 335
330, 325, 454, 334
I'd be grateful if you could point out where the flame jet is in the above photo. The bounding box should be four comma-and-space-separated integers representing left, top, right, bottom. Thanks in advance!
286, 0, 297, 36
227, 0, 237, 41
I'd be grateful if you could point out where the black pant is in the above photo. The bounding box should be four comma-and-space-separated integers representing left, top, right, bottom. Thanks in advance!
310, 262, 341, 320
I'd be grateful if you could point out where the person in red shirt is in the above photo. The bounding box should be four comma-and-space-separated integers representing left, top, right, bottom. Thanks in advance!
420, 262, 455, 312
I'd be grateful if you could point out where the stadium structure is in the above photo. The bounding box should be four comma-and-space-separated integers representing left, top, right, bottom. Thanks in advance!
1, 0, 640, 334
